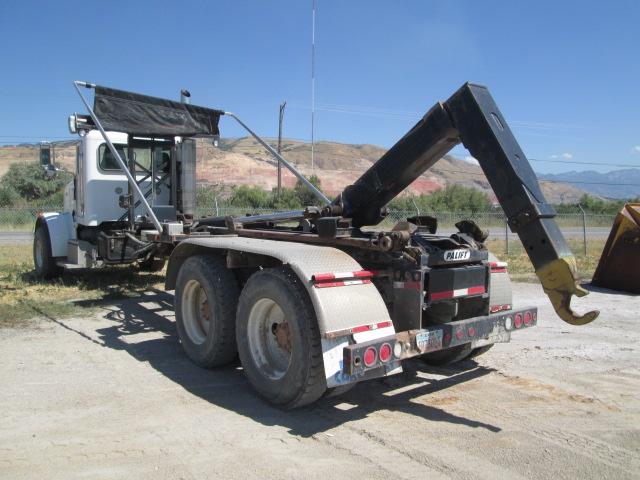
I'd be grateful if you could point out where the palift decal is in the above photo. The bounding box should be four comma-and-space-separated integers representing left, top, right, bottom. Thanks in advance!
443, 249, 471, 261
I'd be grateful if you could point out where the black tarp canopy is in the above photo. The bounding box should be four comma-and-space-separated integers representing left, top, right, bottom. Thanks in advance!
93, 86, 223, 137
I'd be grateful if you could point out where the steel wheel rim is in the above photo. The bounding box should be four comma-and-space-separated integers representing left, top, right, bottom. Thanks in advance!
181, 279, 211, 345
247, 298, 291, 380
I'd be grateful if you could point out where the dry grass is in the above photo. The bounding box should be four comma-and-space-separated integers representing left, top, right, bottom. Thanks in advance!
0, 245, 165, 328
485, 238, 605, 282
0, 237, 605, 326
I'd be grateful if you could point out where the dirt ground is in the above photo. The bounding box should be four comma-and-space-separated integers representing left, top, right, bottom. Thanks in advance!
0, 282, 638, 480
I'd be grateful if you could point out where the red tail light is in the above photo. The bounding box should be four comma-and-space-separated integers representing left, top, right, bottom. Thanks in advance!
514, 313, 523, 328
363, 347, 377, 367
379, 343, 392, 362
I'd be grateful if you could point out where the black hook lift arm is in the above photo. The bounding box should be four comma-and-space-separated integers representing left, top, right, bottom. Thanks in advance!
333, 82, 599, 326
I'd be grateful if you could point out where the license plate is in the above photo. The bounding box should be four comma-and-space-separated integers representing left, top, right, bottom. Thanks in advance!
416, 330, 443, 352
444, 249, 471, 261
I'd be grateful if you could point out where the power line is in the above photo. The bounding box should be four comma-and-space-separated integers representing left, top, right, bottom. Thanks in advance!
529, 158, 640, 169
0, 135, 75, 140
310, 0, 316, 175
539, 179, 640, 187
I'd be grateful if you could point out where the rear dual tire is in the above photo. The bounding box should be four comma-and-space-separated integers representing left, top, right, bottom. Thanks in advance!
175, 258, 326, 408
236, 267, 326, 409
175, 255, 239, 367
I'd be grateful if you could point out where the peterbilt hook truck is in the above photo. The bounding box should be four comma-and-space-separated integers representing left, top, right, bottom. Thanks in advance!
33, 81, 599, 408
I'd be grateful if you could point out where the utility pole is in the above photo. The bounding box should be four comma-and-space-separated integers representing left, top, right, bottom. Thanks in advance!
277, 101, 286, 196
310, 0, 316, 174
577, 202, 587, 255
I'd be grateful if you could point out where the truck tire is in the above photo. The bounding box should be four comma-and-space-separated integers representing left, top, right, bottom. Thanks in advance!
420, 344, 474, 366
236, 267, 326, 409
175, 255, 239, 368
324, 383, 355, 398
33, 222, 62, 279
468, 344, 494, 359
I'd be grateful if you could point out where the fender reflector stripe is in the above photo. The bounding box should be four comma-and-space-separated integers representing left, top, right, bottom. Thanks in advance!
312, 270, 374, 282
489, 261, 508, 274
351, 321, 393, 333
314, 279, 372, 288
430, 285, 486, 300
312, 270, 374, 288
325, 320, 393, 339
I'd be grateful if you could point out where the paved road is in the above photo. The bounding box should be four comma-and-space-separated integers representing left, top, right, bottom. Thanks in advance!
0, 283, 638, 479
0, 231, 33, 245
0, 226, 612, 246
440, 226, 611, 240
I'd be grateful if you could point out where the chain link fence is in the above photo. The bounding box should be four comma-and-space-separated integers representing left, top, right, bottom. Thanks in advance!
0, 205, 615, 253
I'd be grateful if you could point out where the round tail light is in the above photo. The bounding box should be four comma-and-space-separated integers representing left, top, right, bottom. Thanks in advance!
379, 343, 392, 362
514, 313, 523, 328
524, 311, 532, 326
363, 347, 377, 367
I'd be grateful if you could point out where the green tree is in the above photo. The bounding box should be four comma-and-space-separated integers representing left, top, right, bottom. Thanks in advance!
228, 185, 272, 209
196, 184, 225, 210
389, 185, 492, 213
553, 194, 639, 215
272, 187, 302, 210
0, 185, 19, 207
294, 174, 323, 206
0, 162, 72, 206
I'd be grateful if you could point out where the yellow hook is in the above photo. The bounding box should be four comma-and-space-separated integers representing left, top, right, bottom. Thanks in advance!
536, 257, 600, 326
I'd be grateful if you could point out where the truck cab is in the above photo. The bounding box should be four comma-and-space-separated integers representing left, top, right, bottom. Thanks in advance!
70, 130, 173, 226
35, 127, 195, 277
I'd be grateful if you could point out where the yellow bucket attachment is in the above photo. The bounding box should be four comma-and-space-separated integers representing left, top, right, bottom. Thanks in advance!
592, 203, 640, 294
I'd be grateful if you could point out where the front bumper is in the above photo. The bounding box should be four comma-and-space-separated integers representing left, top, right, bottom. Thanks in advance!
343, 306, 537, 376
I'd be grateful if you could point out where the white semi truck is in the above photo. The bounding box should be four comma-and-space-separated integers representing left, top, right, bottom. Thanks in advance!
33, 81, 598, 408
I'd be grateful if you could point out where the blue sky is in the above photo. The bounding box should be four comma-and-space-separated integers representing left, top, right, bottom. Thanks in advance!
0, 0, 638, 173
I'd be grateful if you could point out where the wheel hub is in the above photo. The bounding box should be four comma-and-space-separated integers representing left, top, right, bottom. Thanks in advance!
247, 298, 292, 380
273, 321, 291, 353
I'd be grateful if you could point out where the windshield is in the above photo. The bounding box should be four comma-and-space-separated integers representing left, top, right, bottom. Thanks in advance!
98, 143, 171, 174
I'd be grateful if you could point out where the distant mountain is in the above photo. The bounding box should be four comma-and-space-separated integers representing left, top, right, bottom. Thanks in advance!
539, 169, 640, 200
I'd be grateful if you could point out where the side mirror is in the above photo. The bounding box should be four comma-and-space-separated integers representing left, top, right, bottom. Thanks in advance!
43, 164, 57, 178
68, 114, 95, 134
68, 114, 77, 134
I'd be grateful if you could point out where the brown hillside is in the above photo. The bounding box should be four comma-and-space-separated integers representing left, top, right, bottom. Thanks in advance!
0, 137, 587, 203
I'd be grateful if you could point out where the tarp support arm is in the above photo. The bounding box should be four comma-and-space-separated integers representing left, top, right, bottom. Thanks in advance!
73, 81, 163, 232
224, 112, 331, 206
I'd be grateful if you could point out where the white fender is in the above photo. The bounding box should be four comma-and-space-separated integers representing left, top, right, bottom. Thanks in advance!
37, 212, 75, 257
167, 236, 401, 387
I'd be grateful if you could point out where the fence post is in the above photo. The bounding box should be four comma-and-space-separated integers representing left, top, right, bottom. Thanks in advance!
504, 215, 509, 254
577, 204, 587, 255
